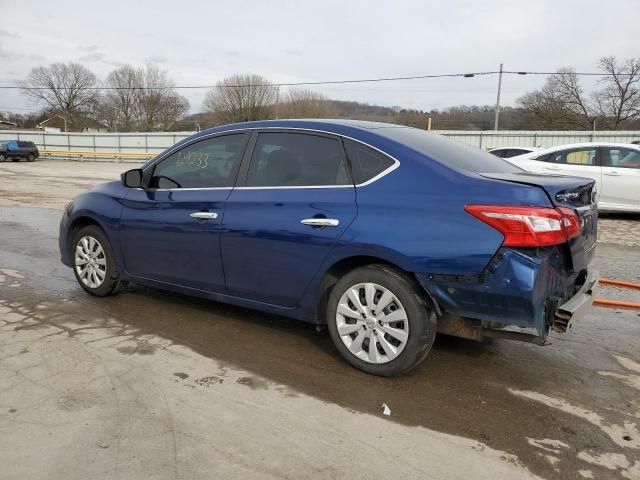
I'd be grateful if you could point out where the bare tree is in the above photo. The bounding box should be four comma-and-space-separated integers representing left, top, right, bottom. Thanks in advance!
158, 93, 190, 131
518, 68, 595, 129
551, 68, 595, 127
95, 97, 120, 131
96, 64, 188, 131
133, 64, 171, 131
519, 58, 640, 130
101, 65, 142, 131
279, 88, 337, 118
593, 56, 640, 129
519, 86, 585, 130
203, 74, 277, 124
20, 62, 99, 131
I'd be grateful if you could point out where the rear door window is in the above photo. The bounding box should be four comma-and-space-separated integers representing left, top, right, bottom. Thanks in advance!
544, 148, 597, 165
149, 133, 249, 189
603, 147, 640, 169
245, 132, 350, 187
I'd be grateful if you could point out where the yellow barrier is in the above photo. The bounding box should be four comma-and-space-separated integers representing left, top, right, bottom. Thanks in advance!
41, 149, 157, 161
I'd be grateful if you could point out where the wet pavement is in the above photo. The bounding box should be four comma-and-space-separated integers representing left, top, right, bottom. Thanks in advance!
1, 161, 640, 479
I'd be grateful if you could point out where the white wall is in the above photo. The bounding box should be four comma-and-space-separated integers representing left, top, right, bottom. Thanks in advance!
0, 131, 192, 154
1, 129, 639, 157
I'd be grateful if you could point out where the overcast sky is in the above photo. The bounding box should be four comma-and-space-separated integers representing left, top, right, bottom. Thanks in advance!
1, 0, 638, 115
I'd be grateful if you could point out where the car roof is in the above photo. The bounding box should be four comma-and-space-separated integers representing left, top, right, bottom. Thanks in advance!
512, 142, 640, 158
538, 142, 640, 151
489, 146, 538, 151
194, 119, 413, 141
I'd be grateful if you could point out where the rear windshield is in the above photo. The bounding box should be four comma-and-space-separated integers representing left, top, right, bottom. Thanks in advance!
17, 141, 35, 148
379, 127, 522, 174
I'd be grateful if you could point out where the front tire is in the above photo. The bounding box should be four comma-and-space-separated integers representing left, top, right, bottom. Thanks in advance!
326, 264, 437, 376
72, 225, 122, 296
0, 154, 5, 162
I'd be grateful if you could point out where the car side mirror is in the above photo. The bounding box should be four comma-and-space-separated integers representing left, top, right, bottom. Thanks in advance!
121, 169, 143, 188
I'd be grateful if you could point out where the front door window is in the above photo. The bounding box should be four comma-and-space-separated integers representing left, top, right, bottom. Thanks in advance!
150, 133, 249, 189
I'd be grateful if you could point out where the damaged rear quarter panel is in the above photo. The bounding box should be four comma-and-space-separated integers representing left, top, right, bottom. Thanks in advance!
417, 246, 577, 339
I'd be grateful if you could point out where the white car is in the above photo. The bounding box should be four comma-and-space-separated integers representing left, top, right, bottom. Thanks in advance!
488, 146, 539, 158
508, 143, 640, 213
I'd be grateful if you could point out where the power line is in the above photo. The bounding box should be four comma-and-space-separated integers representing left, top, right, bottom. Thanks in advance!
0, 71, 496, 90
503, 70, 630, 76
1, 69, 634, 91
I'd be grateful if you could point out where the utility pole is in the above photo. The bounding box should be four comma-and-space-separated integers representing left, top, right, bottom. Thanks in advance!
493, 63, 503, 131
275, 86, 280, 120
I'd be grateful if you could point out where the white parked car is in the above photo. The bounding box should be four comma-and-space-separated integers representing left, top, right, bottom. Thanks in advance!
507, 143, 640, 213
488, 146, 539, 158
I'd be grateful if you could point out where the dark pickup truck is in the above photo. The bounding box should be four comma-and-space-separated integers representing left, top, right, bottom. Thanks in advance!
0, 140, 40, 162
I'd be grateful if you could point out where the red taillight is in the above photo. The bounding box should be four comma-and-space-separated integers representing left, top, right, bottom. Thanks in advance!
464, 205, 581, 247
556, 207, 581, 240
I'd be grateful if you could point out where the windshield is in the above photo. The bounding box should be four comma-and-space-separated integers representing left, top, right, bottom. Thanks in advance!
379, 127, 523, 174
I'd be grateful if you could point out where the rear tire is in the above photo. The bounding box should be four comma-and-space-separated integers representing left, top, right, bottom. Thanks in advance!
326, 264, 437, 376
27, 154, 35, 162
71, 225, 122, 297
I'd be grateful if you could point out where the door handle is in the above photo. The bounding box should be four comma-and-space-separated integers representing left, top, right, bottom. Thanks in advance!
301, 218, 340, 227
544, 165, 560, 170
604, 171, 622, 176
190, 212, 218, 220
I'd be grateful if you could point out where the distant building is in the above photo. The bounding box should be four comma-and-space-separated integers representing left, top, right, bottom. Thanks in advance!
36, 116, 109, 133
82, 118, 109, 133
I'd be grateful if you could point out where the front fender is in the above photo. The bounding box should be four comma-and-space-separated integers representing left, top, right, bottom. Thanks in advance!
59, 181, 128, 273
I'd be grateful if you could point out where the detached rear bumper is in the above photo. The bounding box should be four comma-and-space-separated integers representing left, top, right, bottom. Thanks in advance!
552, 269, 598, 333
416, 246, 596, 342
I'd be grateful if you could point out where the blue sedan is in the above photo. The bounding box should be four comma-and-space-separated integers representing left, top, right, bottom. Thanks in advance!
59, 120, 598, 376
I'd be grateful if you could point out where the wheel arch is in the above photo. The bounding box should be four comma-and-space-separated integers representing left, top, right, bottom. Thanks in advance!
65, 214, 110, 259
314, 254, 441, 324
314, 255, 395, 325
